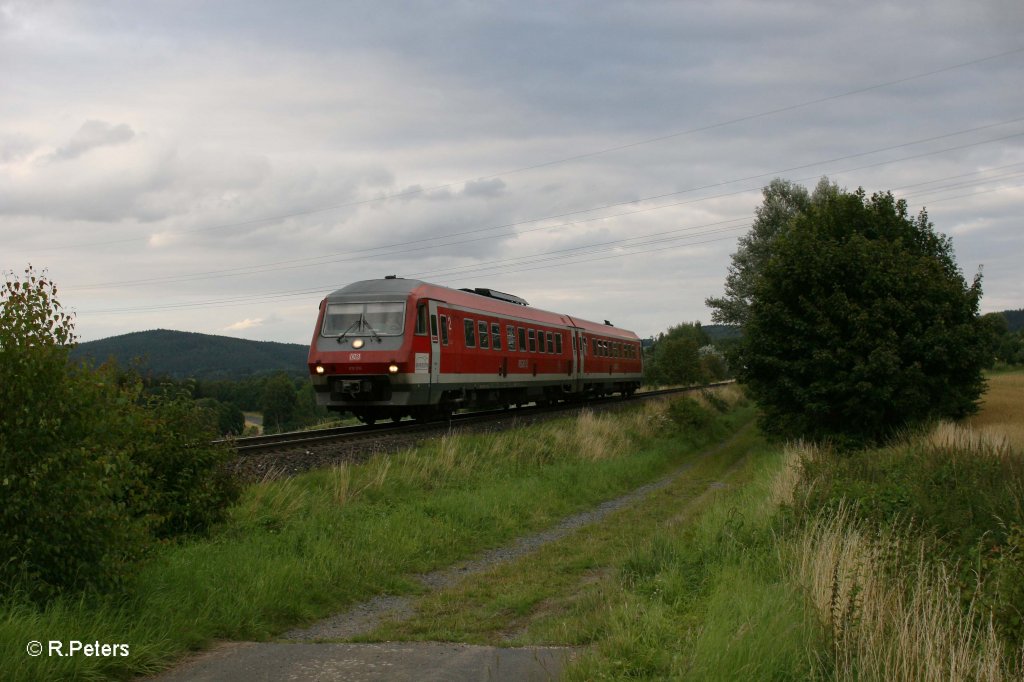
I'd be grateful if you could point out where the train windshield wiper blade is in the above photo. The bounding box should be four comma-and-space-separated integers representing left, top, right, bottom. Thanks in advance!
336, 318, 362, 343
361, 317, 383, 343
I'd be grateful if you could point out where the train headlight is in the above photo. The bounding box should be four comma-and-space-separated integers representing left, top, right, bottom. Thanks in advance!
388, 364, 399, 374
352, 339, 364, 349
315, 365, 326, 375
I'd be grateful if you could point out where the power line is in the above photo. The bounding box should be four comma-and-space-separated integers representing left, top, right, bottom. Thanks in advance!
65, 118, 1024, 291
30, 46, 1024, 252
73, 175, 1023, 315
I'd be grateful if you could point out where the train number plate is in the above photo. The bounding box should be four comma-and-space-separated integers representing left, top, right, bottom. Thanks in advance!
349, 353, 362, 361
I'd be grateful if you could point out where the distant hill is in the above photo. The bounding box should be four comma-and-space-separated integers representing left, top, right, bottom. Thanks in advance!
703, 324, 742, 342
71, 329, 309, 381
1002, 309, 1024, 333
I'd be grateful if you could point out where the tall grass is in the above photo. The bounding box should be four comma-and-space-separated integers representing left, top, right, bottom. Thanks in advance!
796, 502, 1010, 681
565, 389, 1024, 682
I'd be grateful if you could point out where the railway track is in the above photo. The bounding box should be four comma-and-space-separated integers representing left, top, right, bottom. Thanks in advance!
221, 381, 735, 456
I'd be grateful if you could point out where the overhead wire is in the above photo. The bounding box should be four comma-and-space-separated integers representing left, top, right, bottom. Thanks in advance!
26, 46, 1024, 252
64, 118, 1024, 291
75, 166, 1024, 315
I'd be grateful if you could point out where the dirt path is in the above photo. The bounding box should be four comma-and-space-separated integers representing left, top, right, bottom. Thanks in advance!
151, 425, 752, 681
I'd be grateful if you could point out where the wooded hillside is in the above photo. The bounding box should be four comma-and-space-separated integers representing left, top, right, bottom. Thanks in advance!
71, 329, 309, 380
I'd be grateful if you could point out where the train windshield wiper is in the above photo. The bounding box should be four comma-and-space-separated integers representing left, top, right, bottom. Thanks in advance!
361, 317, 383, 343
336, 318, 362, 343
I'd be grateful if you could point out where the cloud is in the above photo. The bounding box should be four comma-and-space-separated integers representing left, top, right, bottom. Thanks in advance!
0, 133, 36, 163
462, 178, 506, 198
51, 120, 135, 161
224, 317, 264, 331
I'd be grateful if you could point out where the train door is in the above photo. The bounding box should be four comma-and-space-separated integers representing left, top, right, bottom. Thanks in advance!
571, 327, 584, 393
427, 300, 442, 402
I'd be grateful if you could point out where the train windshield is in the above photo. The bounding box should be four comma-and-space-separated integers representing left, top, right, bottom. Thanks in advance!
323, 301, 406, 336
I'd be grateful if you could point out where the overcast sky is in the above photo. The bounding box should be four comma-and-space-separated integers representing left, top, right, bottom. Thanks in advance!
2, 0, 1022, 345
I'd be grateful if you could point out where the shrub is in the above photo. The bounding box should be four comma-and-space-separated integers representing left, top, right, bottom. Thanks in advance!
128, 385, 239, 538
1, 267, 238, 601
196, 397, 246, 436
666, 397, 714, 431
1, 268, 147, 598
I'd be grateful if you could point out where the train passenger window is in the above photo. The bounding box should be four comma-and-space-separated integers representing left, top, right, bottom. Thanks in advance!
555, 333, 562, 355
491, 322, 502, 350
528, 329, 536, 352
430, 314, 438, 339
537, 330, 545, 353
415, 303, 428, 335
592, 338, 598, 356
507, 325, 516, 351
518, 327, 526, 351
440, 315, 449, 345
478, 320, 490, 349
464, 319, 476, 347
546, 332, 554, 354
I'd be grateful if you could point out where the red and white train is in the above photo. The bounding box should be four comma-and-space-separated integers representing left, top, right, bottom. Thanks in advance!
307, 277, 643, 423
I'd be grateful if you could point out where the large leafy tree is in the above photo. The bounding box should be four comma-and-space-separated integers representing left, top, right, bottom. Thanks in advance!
735, 185, 987, 445
707, 177, 838, 326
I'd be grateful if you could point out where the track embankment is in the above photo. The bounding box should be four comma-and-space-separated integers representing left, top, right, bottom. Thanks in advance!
227, 383, 732, 480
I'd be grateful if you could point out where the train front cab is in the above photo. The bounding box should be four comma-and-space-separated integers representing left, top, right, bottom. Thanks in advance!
308, 282, 437, 423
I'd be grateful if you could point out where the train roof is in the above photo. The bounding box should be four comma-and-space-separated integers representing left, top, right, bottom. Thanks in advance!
325, 278, 638, 340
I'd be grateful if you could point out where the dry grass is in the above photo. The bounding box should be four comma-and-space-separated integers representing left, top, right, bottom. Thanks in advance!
796, 505, 1013, 682
769, 440, 815, 508
926, 421, 1020, 458
970, 372, 1024, 451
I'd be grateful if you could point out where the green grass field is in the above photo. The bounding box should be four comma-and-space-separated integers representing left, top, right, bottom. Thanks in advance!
7, 373, 1021, 681
0, 390, 750, 681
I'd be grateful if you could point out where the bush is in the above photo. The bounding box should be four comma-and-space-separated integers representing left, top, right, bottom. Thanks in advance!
1, 269, 144, 598
196, 397, 246, 436
127, 385, 239, 538
1, 267, 238, 601
667, 397, 714, 431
